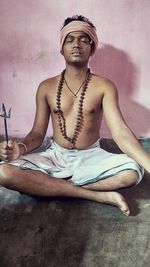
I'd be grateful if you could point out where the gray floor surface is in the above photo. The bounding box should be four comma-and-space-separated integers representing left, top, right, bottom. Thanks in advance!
0, 139, 150, 267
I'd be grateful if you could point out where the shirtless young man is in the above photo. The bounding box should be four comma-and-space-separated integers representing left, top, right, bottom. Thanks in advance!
0, 15, 149, 216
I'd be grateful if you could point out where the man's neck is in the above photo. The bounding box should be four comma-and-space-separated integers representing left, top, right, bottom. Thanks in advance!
65, 65, 89, 81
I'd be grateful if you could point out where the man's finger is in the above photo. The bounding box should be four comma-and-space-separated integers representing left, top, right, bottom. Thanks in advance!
7, 140, 13, 148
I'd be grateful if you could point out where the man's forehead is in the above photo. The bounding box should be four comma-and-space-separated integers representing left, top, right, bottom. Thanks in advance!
66, 31, 90, 38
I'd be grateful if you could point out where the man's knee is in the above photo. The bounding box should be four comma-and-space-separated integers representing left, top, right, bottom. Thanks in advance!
0, 163, 14, 186
129, 170, 138, 184
120, 170, 138, 186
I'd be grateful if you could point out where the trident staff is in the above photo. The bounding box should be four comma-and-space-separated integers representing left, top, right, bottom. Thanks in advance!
0, 103, 11, 144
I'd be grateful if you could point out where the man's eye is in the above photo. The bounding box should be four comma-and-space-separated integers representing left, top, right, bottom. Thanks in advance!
66, 39, 73, 43
81, 38, 90, 43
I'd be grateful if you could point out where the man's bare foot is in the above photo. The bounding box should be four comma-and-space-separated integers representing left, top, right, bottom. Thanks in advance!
95, 191, 130, 216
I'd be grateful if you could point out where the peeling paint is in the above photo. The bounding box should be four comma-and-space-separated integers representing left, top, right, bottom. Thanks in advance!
36, 51, 50, 60
12, 71, 18, 78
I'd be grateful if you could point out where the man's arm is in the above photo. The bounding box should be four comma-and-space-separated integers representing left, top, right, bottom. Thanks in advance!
0, 81, 51, 161
102, 79, 150, 173
20, 81, 51, 154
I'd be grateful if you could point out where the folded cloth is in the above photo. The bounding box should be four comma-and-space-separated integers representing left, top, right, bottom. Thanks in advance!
5, 139, 144, 186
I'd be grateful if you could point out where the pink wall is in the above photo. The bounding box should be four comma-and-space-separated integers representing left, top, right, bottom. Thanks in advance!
0, 0, 150, 138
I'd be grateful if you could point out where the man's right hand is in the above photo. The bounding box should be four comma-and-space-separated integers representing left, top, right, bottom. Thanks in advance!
0, 140, 20, 162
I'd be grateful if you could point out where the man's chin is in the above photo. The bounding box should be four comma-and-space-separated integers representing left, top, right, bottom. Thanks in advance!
68, 59, 88, 67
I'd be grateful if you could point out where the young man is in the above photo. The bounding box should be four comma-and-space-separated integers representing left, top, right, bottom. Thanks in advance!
0, 15, 149, 216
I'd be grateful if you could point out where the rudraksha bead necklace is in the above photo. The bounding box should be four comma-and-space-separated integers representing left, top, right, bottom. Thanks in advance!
56, 69, 92, 149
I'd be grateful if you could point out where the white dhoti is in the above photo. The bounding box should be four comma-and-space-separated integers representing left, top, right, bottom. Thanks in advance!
6, 139, 144, 186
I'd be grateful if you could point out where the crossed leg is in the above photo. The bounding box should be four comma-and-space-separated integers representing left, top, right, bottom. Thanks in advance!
82, 170, 137, 191
0, 164, 137, 216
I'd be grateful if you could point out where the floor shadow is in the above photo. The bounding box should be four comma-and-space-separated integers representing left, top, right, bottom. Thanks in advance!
0, 188, 91, 267
120, 173, 150, 216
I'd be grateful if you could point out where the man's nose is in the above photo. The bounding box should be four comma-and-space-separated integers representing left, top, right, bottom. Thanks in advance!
73, 39, 81, 47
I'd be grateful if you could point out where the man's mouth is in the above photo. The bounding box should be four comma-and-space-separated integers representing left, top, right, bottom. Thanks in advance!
71, 50, 81, 56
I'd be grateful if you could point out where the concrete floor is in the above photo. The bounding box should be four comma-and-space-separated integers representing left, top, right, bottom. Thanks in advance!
0, 139, 150, 267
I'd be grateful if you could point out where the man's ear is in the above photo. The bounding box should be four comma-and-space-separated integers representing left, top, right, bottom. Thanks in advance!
90, 50, 94, 56
60, 49, 64, 55
90, 43, 95, 56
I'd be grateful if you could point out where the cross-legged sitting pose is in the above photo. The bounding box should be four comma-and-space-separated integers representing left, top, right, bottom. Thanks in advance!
0, 15, 149, 216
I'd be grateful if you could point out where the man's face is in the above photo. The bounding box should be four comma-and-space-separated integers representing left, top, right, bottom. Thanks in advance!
61, 31, 92, 66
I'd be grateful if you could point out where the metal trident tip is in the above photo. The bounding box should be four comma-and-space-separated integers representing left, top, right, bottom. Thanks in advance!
0, 103, 11, 143
1, 103, 11, 118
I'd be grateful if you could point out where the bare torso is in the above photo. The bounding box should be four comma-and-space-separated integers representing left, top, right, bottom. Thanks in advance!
44, 73, 106, 149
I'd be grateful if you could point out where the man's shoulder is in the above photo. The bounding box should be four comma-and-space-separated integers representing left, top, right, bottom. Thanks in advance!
38, 74, 60, 90
36, 75, 61, 98
92, 73, 117, 92
92, 74, 116, 87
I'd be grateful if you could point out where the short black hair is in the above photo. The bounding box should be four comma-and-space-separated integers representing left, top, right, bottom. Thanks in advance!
61, 15, 96, 30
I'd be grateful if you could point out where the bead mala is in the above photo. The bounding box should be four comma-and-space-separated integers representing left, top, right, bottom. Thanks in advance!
56, 69, 91, 148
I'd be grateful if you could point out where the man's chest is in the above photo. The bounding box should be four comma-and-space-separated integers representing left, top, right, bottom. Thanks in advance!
48, 88, 103, 117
